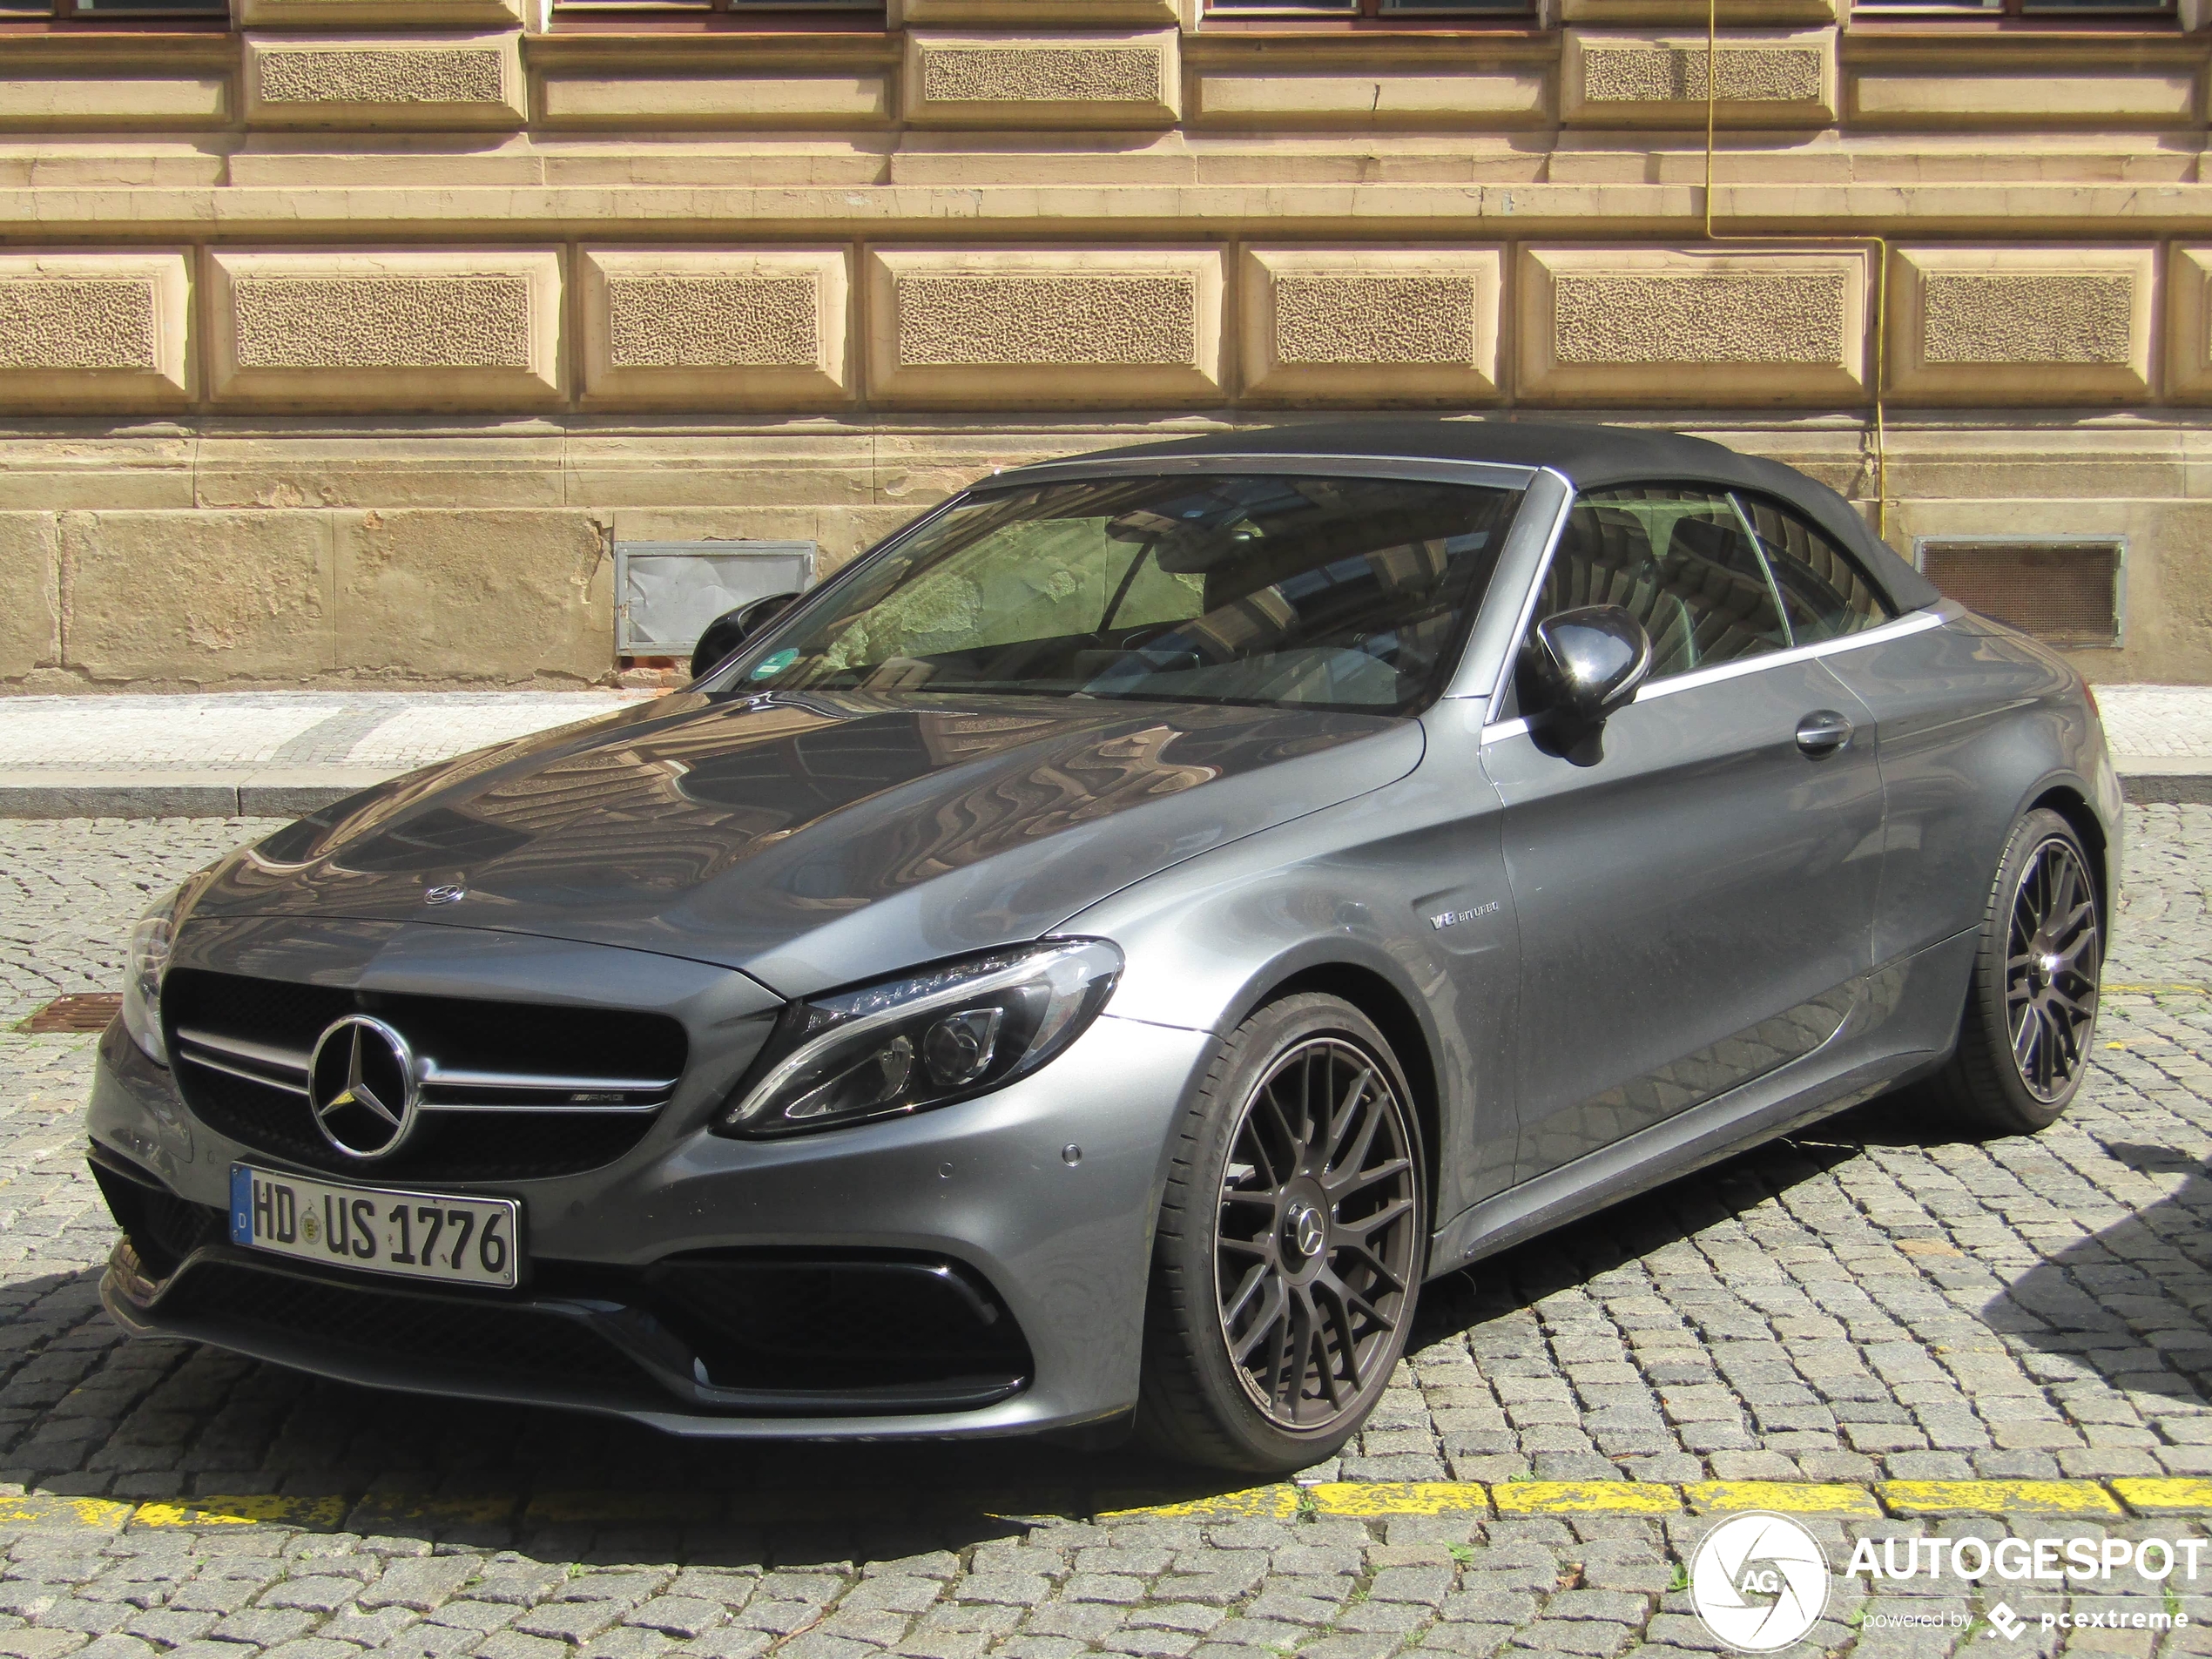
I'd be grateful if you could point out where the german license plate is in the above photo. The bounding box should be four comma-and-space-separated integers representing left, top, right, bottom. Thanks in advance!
228, 1164, 520, 1290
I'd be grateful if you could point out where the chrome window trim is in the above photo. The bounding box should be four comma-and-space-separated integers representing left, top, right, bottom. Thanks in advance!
1479, 607, 1949, 746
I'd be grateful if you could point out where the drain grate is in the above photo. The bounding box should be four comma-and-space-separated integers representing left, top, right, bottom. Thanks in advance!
17, 993, 123, 1034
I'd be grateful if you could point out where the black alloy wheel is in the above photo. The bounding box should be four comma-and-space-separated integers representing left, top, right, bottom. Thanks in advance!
2006, 833, 2102, 1103
1215, 1037, 1420, 1429
1932, 806, 2104, 1136
1136, 993, 1426, 1474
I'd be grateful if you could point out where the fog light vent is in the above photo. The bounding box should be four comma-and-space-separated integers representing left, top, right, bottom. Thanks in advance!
1918, 538, 2122, 650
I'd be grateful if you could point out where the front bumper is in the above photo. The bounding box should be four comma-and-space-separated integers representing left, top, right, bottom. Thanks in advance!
89, 1005, 1212, 1440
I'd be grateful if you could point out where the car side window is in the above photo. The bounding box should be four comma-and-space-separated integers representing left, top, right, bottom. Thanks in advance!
1521, 484, 1791, 689
1733, 494, 1894, 644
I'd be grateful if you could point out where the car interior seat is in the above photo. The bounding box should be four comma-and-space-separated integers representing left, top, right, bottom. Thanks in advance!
1541, 505, 1696, 678
1661, 513, 1790, 666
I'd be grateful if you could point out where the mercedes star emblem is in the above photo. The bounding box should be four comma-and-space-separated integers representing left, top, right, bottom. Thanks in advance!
307, 1014, 421, 1160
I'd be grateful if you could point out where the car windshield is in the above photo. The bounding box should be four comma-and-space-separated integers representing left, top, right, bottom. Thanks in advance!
719, 472, 1526, 714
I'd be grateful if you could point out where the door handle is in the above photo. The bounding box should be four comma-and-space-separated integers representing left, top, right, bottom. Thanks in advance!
1796, 709, 1854, 759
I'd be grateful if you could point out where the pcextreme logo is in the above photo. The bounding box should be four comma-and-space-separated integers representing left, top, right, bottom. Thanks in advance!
1690, 1513, 1831, 1653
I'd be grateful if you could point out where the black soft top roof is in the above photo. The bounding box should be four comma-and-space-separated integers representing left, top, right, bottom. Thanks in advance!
1039, 418, 1939, 614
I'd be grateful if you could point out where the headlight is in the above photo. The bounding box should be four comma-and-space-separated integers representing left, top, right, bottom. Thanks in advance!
717, 939, 1123, 1138
120, 887, 182, 1066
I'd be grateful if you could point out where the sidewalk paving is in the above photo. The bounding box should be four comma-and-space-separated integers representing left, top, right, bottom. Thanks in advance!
0, 691, 654, 817
0, 682, 2202, 818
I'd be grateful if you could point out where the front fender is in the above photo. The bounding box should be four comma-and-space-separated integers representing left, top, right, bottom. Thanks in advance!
1061, 742, 1520, 1236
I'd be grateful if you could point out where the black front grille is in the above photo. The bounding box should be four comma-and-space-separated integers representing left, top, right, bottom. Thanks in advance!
162, 1261, 655, 1393
162, 969, 687, 1182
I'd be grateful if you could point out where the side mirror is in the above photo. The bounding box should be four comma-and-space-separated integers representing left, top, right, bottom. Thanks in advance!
690, 590, 802, 683
1527, 604, 1652, 730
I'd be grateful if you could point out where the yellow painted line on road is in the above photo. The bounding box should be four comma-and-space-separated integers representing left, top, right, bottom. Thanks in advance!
1303, 1482, 1490, 1517
2105, 983, 2210, 995
0, 1495, 132, 1532
1491, 1480, 1681, 1516
137, 1495, 351, 1529
0, 1477, 2201, 1535
1097, 1486, 1301, 1521
2112, 1478, 2212, 1514
1880, 1480, 2125, 1517
1684, 1481, 1884, 1516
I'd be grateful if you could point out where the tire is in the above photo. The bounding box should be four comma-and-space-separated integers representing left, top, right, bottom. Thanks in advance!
1134, 993, 1426, 1474
1928, 806, 2104, 1136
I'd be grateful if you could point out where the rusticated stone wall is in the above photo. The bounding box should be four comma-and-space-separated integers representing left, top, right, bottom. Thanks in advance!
2, 0, 2209, 687
1241, 248, 1501, 405
905, 30, 1179, 125
242, 33, 525, 126
867, 249, 1224, 404
1562, 30, 1837, 124
0, 253, 190, 409
579, 249, 850, 408
1887, 247, 2157, 403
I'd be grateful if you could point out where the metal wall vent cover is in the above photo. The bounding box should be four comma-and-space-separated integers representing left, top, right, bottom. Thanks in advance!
615, 541, 817, 657
1917, 537, 2124, 650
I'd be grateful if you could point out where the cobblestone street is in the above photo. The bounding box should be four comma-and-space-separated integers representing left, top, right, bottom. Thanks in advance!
0, 810, 2208, 1656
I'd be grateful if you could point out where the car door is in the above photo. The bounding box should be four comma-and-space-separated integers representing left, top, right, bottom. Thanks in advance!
1479, 483, 1886, 1182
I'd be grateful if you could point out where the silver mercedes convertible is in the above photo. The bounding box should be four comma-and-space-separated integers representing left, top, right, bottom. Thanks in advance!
86, 420, 2120, 1473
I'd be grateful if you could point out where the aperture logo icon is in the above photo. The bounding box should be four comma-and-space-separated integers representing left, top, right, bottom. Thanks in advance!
1690, 1512, 1831, 1653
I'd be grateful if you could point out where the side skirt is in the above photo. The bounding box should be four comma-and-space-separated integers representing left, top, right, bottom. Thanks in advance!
1426, 927, 1978, 1276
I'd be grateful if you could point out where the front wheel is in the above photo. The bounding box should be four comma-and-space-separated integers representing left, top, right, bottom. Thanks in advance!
1135, 993, 1426, 1474
1930, 806, 2104, 1136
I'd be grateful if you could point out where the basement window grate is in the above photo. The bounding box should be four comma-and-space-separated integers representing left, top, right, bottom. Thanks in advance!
1916, 537, 2124, 650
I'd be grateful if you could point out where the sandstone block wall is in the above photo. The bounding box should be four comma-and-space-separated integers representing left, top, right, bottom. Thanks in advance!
1, 0, 2208, 686
241, 31, 527, 128
205, 248, 565, 409
0, 251, 192, 412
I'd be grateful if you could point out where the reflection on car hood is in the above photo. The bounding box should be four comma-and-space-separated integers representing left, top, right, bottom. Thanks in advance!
189, 690, 1424, 995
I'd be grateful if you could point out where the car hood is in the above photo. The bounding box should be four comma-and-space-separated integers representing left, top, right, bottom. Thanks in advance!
188, 690, 1423, 996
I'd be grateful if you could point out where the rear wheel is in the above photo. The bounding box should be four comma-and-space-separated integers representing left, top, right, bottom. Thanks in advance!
1930, 807, 2103, 1136
1135, 994, 1426, 1474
